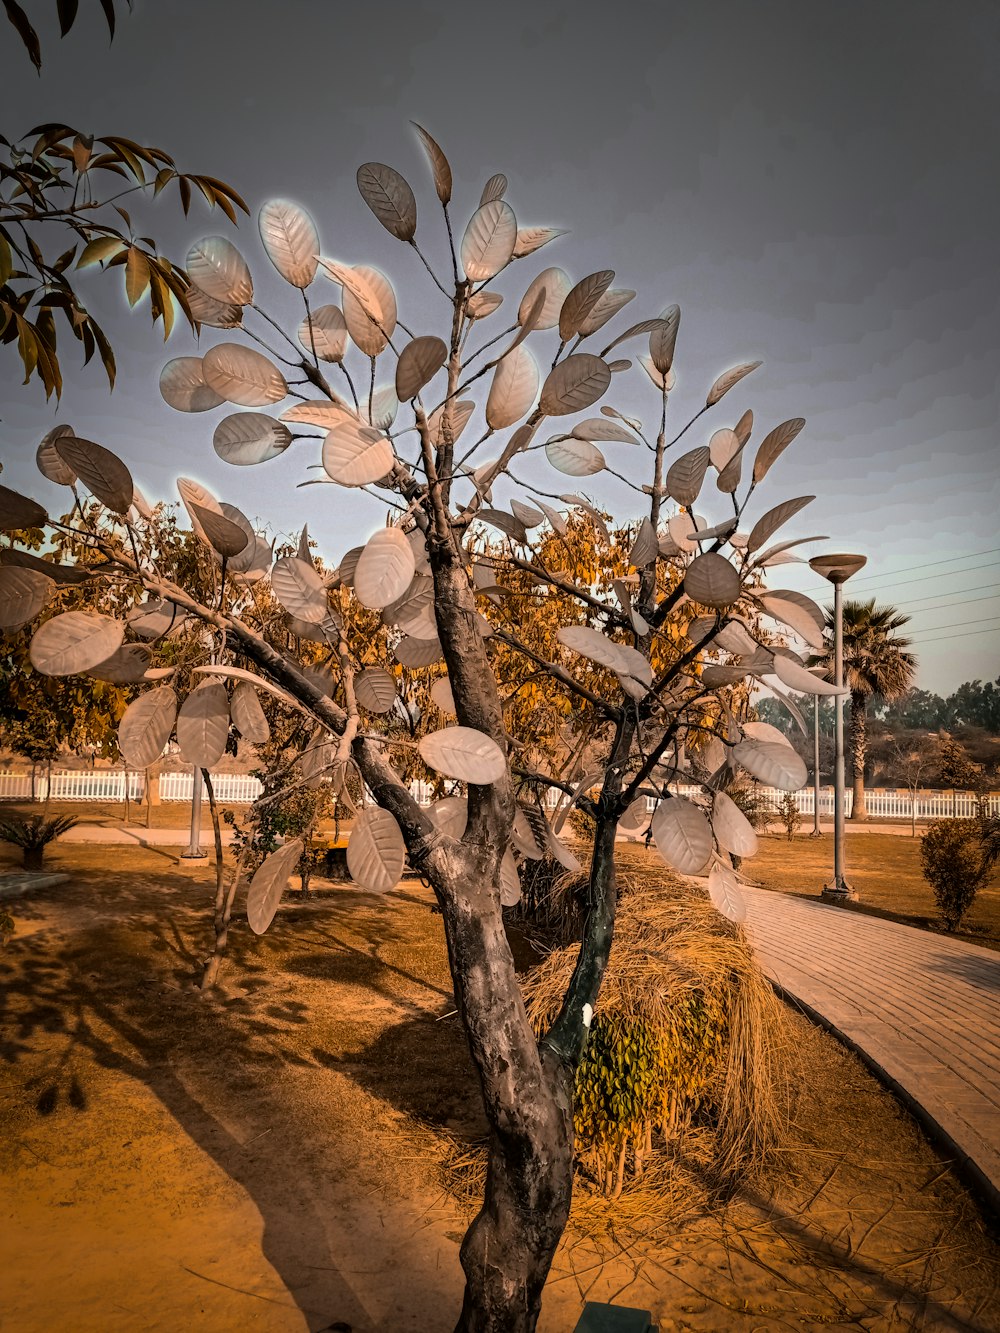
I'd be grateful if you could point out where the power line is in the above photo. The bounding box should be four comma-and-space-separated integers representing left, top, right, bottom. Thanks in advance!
906, 592, 1000, 617
909, 615, 1000, 636
910, 625, 1000, 645
894, 581, 1000, 609
801, 558, 1000, 599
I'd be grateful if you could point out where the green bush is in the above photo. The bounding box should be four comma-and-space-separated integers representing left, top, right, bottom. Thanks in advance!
920, 818, 991, 931
777, 793, 801, 840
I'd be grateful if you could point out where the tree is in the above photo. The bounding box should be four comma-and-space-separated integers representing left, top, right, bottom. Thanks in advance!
2, 1, 246, 397
920, 819, 993, 931
936, 731, 993, 818
2, 131, 831, 1332
886, 736, 935, 835
812, 599, 916, 821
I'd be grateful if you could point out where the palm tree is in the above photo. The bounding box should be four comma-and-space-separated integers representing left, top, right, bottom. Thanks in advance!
812, 600, 916, 821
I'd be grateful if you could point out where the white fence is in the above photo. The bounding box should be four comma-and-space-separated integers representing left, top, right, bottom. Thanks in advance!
0, 770, 996, 819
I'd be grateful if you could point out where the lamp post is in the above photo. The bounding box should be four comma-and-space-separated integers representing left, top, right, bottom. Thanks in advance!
808, 553, 866, 900
181, 764, 207, 860
810, 695, 823, 837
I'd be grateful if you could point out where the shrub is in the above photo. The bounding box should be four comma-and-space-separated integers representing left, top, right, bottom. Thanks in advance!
777, 793, 801, 840
0, 814, 78, 871
521, 867, 788, 1197
920, 819, 991, 931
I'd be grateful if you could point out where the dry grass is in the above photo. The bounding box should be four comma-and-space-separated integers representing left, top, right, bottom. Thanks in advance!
749, 829, 1000, 950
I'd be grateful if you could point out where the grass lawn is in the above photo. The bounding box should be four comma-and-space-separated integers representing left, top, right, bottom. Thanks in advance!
749, 830, 1000, 950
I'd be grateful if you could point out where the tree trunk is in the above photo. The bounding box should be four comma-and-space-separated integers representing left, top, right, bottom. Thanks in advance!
23, 846, 43, 872
848, 692, 869, 821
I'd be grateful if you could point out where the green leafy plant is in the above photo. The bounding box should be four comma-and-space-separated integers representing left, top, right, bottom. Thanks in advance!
777, 792, 801, 840
0, 812, 77, 870
920, 819, 992, 931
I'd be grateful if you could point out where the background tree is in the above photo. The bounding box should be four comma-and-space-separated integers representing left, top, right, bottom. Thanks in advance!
812, 598, 916, 820
2, 0, 246, 397
2, 132, 838, 1332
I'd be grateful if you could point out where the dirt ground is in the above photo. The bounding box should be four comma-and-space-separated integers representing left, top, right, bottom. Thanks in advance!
1, 844, 998, 1332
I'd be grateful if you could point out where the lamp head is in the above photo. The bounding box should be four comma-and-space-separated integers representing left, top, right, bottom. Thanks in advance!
808, 552, 867, 584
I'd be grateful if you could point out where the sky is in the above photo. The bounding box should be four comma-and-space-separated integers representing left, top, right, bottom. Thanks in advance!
1, 0, 998, 696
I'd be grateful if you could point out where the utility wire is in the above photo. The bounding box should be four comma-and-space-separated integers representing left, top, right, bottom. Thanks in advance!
802, 558, 1000, 600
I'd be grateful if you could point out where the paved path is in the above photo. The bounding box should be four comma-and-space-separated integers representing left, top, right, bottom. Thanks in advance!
743, 885, 1000, 1214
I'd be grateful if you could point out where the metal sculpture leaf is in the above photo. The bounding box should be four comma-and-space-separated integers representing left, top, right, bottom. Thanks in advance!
363, 382, 399, 430
709, 427, 740, 471
479, 173, 508, 206
708, 862, 747, 924
0, 484, 47, 531
118, 686, 178, 769
666, 446, 710, 506
557, 624, 630, 672
411, 121, 452, 203
186, 236, 252, 305
461, 199, 517, 282
667, 511, 707, 552
230, 680, 270, 744
0, 566, 53, 630
539, 355, 612, 416
218, 505, 263, 576
618, 796, 649, 833
36, 425, 76, 484
649, 305, 680, 374
601, 317, 670, 359
753, 418, 806, 482
559, 271, 614, 341
354, 528, 416, 610
717, 449, 744, 495
87, 643, 153, 684
545, 437, 605, 476
354, 668, 398, 714
467, 290, 504, 320
186, 283, 242, 328
518, 267, 571, 329
707, 360, 761, 407
638, 355, 675, 392
159, 357, 226, 413
271, 555, 329, 623
357, 162, 417, 241
340, 264, 398, 357
429, 676, 455, 716
419, 726, 506, 784
428, 795, 468, 840
714, 620, 758, 656
188, 503, 250, 559
429, 398, 474, 447
650, 797, 713, 875
247, 838, 303, 935
258, 199, 319, 288
347, 808, 406, 894
176, 682, 230, 768
394, 635, 444, 668
742, 720, 795, 748
759, 589, 826, 650
202, 343, 287, 407
684, 552, 741, 608
54, 438, 133, 514
191, 664, 309, 715
571, 417, 638, 444
629, 517, 658, 567
128, 598, 183, 640
535, 500, 567, 535
177, 476, 222, 542
510, 499, 544, 528
30, 610, 123, 676
486, 346, 539, 429
213, 413, 292, 466
578, 287, 635, 337
478, 509, 528, 544
512, 226, 567, 258
499, 849, 522, 907
747, 496, 815, 553
395, 335, 448, 401
713, 791, 759, 858
772, 654, 848, 696
733, 740, 807, 791
297, 304, 349, 363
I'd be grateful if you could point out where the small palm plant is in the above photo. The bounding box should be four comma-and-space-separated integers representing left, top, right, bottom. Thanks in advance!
0, 814, 78, 871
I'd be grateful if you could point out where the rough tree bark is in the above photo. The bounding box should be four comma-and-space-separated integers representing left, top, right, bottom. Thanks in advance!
849, 691, 869, 820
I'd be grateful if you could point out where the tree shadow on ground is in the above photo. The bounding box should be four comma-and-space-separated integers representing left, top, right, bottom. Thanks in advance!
0, 866, 464, 1331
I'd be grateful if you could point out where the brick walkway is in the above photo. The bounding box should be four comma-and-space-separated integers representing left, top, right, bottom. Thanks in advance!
743, 886, 1000, 1214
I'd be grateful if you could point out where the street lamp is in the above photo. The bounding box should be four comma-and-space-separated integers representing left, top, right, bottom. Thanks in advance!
808, 553, 866, 900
